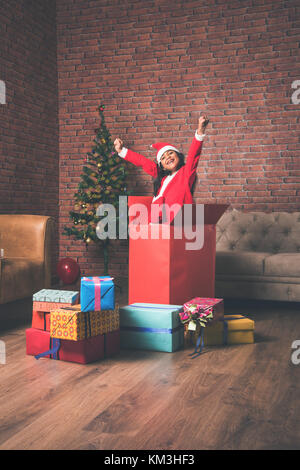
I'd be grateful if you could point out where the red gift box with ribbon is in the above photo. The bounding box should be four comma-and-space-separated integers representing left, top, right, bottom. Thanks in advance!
26, 328, 120, 364
180, 297, 224, 325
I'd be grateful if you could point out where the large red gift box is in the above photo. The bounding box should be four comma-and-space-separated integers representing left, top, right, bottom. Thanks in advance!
128, 197, 229, 305
26, 328, 120, 364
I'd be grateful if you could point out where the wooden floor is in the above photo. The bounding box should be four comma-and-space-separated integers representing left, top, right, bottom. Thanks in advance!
0, 293, 300, 450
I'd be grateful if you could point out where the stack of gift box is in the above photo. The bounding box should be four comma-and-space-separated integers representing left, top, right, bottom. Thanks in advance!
26, 276, 120, 364
26, 277, 255, 362
119, 298, 255, 356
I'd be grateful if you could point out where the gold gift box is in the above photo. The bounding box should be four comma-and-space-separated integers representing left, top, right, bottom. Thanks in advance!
185, 314, 255, 347
50, 304, 119, 341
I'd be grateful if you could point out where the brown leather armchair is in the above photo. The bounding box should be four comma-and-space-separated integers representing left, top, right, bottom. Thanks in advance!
0, 215, 54, 304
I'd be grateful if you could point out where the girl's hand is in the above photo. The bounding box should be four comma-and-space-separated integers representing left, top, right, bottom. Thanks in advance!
114, 137, 123, 153
198, 115, 209, 134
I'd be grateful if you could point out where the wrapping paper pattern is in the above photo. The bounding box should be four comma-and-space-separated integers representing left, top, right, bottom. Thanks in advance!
50, 304, 119, 341
33, 289, 79, 304
33, 300, 79, 313
181, 297, 224, 323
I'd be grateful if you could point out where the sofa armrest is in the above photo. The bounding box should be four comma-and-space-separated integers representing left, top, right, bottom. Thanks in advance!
44, 217, 54, 288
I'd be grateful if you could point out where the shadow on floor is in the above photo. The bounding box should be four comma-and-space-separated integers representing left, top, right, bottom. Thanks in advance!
0, 297, 32, 333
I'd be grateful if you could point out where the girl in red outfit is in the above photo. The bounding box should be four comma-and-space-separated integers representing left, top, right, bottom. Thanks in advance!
114, 114, 209, 223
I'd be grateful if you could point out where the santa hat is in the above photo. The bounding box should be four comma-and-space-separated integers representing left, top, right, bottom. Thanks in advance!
152, 142, 180, 164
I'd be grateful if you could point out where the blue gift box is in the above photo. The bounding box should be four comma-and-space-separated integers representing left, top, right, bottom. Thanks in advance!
80, 276, 115, 312
119, 303, 184, 353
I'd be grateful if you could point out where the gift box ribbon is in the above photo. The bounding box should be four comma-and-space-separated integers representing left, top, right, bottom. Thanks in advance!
44, 312, 50, 331
189, 327, 205, 359
222, 315, 248, 345
35, 338, 61, 360
189, 315, 250, 359
180, 304, 214, 323
82, 277, 114, 311
121, 325, 183, 334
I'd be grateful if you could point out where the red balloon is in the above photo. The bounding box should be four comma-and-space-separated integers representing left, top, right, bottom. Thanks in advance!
56, 258, 80, 285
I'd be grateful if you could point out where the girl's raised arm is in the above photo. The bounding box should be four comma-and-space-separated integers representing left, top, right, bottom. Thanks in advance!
114, 137, 158, 178
184, 115, 209, 180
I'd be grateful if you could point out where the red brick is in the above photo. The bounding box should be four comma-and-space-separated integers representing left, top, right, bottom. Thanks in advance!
3, 0, 288, 277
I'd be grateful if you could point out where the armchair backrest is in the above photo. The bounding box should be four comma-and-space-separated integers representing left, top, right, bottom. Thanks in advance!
0, 215, 53, 260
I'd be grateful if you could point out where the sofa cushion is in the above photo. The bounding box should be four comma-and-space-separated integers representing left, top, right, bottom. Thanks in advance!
0, 257, 44, 304
216, 209, 300, 253
216, 251, 270, 276
264, 253, 300, 277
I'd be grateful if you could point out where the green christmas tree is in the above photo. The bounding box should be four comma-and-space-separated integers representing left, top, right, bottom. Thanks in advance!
63, 104, 129, 274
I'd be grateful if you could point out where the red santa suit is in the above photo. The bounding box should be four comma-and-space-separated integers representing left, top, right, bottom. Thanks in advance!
118, 131, 205, 223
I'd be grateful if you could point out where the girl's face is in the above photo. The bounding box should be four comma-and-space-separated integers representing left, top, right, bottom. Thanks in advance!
160, 150, 180, 173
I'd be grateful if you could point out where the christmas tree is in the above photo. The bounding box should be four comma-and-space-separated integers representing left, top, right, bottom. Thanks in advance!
63, 104, 129, 274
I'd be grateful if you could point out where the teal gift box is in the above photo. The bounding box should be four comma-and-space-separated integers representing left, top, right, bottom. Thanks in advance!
119, 303, 184, 352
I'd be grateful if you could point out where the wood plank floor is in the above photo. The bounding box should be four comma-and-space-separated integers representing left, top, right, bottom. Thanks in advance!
0, 296, 300, 450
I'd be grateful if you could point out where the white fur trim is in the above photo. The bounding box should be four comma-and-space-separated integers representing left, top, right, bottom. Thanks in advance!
157, 145, 180, 163
195, 130, 205, 141
118, 147, 128, 158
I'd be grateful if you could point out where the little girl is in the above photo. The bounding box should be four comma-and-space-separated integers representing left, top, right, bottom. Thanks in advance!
114, 114, 209, 223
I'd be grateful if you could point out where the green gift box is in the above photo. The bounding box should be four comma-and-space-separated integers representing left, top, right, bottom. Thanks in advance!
119, 303, 184, 353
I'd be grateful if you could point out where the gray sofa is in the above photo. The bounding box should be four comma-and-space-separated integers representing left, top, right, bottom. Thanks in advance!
215, 210, 300, 302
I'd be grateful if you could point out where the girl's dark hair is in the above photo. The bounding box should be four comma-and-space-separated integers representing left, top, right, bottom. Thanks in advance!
153, 152, 197, 196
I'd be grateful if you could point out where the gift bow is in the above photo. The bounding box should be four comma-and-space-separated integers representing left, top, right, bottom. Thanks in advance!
179, 303, 214, 323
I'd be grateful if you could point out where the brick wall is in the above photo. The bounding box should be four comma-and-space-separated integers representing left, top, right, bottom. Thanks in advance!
0, 0, 59, 276
57, 0, 300, 278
